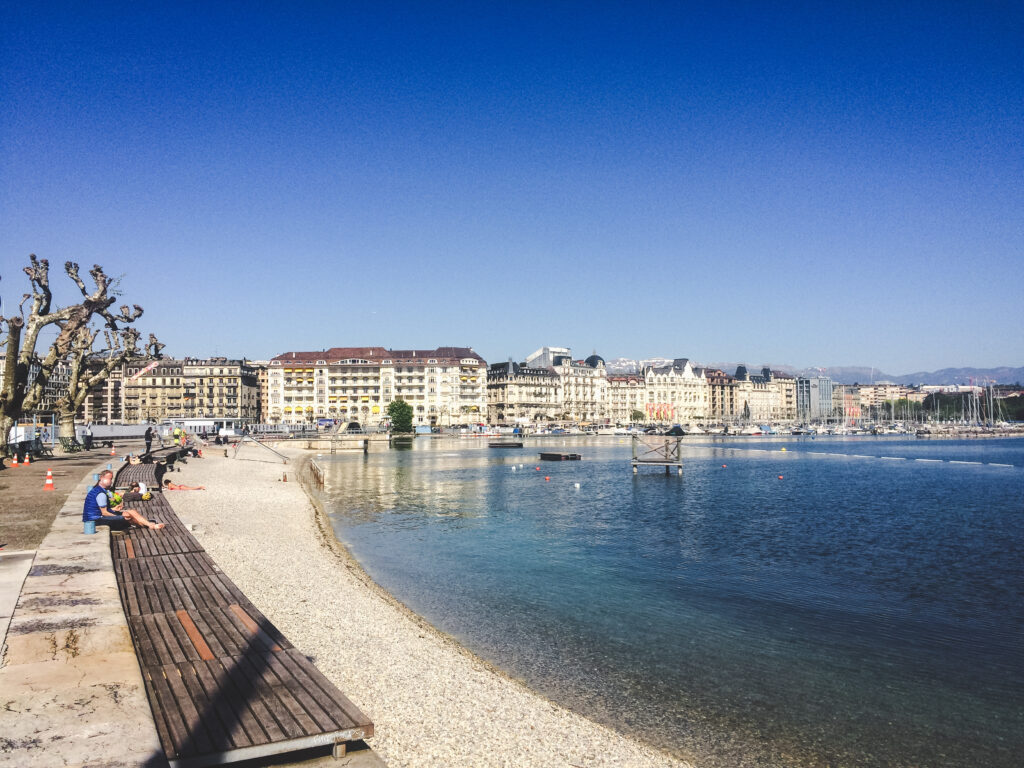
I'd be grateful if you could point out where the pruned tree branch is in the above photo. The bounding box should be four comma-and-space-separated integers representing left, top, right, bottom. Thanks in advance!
2, 254, 157, 455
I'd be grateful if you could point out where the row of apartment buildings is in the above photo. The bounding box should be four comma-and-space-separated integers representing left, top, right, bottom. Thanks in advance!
489, 348, 803, 425
4, 346, 938, 429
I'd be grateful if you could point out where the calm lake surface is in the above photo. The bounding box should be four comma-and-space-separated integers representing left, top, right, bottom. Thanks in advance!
316, 436, 1024, 767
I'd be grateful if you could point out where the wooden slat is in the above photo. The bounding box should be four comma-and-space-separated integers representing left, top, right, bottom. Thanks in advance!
148, 666, 193, 757
207, 659, 265, 747
263, 652, 339, 732
190, 660, 253, 751
276, 650, 373, 733
220, 656, 291, 743
228, 604, 283, 652
176, 610, 215, 661
143, 667, 182, 758
162, 665, 216, 756
239, 652, 320, 737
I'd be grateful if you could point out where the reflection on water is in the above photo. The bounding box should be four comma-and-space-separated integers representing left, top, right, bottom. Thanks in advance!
318, 437, 1024, 767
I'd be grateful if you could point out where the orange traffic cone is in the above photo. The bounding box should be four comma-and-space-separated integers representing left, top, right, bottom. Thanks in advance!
10, 454, 18, 467
22, 452, 31, 465
43, 469, 55, 491
110, 444, 116, 456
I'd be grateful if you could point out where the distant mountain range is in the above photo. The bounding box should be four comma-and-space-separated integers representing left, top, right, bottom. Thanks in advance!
604, 359, 1024, 386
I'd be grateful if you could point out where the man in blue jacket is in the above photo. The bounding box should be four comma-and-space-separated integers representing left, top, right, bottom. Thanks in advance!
83, 470, 165, 530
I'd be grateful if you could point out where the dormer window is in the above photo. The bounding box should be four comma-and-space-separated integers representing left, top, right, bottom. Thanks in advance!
316, 360, 326, 365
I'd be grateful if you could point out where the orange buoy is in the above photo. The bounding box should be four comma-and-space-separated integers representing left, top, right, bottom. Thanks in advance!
535, 466, 540, 471
722, 464, 727, 468
43, 470, 55, 491
545, 476, 550, 481
778, 475, 784, 480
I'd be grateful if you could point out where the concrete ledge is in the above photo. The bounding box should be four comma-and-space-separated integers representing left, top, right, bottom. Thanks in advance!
0, 463, 166, 767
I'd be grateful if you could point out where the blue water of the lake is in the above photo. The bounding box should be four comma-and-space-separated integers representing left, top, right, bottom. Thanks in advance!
316, 436, 1024, 767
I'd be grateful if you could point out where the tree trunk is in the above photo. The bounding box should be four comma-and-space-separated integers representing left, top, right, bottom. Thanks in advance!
58, 412, 77, 447
0, 413, 14, 457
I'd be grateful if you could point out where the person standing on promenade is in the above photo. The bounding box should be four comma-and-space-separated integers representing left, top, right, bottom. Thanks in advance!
144, 425, 153, 454
83, 470, 165, 530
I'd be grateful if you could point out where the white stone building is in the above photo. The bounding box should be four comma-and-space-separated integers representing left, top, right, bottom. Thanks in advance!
606, 374, 647, 424
486, 362, 561, 424
641, 359, 709, 424
267, 346, 488, 428
552, 354, 609, 422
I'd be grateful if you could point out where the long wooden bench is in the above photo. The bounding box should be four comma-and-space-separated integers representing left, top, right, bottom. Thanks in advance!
115, 462, 162, 489
114, 447, 190, 489
110, 492, 373, 767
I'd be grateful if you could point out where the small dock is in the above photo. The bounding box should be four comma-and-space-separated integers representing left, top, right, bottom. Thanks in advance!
539, 452, 581, 461
631, 435, 683, 475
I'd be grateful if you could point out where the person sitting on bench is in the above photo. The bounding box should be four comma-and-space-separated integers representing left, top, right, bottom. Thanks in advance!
163, 479, 206, 490
84, 470, 165, 530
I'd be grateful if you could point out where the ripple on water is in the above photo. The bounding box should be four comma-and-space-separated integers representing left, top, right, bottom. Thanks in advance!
320, 437, 1024, 767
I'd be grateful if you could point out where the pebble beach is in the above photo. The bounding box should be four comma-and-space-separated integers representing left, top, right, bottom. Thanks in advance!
166, 446, 692, 768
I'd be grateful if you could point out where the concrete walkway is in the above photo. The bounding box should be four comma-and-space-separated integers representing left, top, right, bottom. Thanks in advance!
0, 460, 166, 768
0, 551, 35, 655
0, 460, 385, 768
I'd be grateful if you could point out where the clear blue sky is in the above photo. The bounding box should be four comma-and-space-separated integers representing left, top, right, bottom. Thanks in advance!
2, 2, 1021, 375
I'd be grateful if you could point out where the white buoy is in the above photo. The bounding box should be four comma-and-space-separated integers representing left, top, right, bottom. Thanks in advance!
511, 466, 517, 471
574, 482, 580, 489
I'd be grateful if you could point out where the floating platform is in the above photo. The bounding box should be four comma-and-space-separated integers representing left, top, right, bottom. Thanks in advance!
539, 452, 581, 461
489, 441, 524, 448
631, 435, 683, 475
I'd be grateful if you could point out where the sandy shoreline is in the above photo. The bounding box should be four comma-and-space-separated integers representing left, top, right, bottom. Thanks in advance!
166, 445, 692, 768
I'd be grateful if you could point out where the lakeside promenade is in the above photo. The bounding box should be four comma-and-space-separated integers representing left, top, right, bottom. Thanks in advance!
1, 445, 691, 768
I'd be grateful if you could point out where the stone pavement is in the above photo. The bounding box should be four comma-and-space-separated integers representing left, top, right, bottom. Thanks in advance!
0, 459, 166, 767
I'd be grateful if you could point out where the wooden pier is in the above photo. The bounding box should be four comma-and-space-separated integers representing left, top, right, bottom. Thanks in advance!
631, 435, 683, 475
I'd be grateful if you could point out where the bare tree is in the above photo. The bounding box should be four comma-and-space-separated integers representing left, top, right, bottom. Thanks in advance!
0, 256, 148, 456
54, 327, 164, 444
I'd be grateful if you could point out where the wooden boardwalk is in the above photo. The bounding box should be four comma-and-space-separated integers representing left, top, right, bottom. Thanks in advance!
111, 492, 374, 766
114, 447, 186, 489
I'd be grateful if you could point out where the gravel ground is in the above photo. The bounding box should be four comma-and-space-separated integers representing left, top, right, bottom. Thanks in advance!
166, 446, 692, 768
